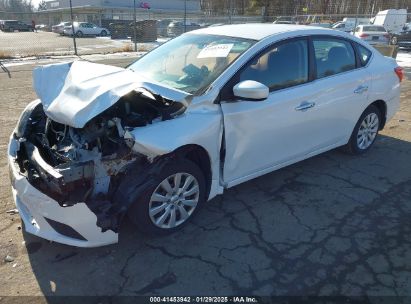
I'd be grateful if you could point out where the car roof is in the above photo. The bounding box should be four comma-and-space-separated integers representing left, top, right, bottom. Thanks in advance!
191, 23, 335, 41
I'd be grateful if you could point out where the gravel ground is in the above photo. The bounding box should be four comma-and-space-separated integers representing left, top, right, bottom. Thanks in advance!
0, 54, 410, 299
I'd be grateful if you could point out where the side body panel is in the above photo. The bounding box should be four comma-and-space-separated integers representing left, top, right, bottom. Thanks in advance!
220, 37, 374, 187
367, 52, 401, 121
128, 101, 224, 201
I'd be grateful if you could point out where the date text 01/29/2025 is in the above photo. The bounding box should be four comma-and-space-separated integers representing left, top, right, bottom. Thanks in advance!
149, 297, 258, 303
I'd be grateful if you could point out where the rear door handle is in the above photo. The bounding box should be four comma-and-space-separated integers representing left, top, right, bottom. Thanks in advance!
295, 101, 316, 112
354, 85, 369, 94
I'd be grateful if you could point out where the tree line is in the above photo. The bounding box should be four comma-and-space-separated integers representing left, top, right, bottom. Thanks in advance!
201, 0, 410, 16
0, 0, 33, 12
1, 0, 410, 15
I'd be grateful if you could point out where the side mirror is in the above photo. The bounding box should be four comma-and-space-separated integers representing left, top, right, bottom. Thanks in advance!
233, 80, 269, 100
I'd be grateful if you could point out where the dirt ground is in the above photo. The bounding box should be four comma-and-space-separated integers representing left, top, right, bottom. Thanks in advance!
0, 55, 410, 299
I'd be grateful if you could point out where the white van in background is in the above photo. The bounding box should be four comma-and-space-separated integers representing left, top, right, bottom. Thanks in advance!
372, 9, 407, 33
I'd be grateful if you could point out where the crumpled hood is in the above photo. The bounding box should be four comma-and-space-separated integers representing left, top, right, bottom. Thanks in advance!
33, 61, 191, 128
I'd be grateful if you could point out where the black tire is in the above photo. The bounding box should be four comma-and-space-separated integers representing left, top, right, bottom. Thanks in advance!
127, 158, 206, 235
344, 105, 381, 155
76, 30, 83, 37
100, 30, 107, 37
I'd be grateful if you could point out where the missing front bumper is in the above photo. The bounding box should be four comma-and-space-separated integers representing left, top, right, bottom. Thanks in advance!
8, 137, 118, 247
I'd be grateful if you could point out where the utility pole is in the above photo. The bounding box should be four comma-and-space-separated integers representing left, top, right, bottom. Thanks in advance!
69, 0, 77, 55
133, 0, 137, 52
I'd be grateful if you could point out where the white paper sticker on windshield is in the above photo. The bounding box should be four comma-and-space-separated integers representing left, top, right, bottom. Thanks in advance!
197, 44, 234, 58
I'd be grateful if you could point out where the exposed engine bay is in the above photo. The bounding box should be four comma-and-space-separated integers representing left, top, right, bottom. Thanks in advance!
14, 89, 186, 232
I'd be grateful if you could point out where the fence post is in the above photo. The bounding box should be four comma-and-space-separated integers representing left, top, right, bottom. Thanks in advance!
133, 0, 137, 52
229, 0, 232, 24
184, 0, 187, 33
69, 0, 78, 55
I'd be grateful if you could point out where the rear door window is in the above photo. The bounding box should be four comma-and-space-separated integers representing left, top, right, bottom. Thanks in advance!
313, 38, 356, 79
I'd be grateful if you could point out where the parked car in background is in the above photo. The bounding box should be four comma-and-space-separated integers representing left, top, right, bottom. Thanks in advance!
309, 23, 332, 28
0, 20, 33, 32
207, 23, 225, 28
8, 24, 402, 247
167, 21, 201, 37
390, 23, 411, 47
63, 22, 110, 37
157, 19, 172, 37
352, 25, 390, 45
52, 22, 72, 35
273, 20, 296, 25
333, 18, 371, 32
372, 9, 407, 34
35, 24, 50, 31
273, 16, 296, 24
332, 22, 350, 32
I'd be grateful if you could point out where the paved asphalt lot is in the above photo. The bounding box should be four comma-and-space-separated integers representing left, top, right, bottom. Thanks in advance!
0, 53, 410, 299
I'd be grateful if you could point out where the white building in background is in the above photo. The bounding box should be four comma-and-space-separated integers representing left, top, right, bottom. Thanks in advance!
45, 0, 200, 12
38, 0, 201, 26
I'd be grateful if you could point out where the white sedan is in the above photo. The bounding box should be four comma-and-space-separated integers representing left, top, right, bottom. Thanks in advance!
8, 24, 402, 247
63, 22, 110, 37
352, 25, 390, 45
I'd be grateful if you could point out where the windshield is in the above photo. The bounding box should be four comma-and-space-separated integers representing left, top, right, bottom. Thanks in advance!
128, 34, 255, 94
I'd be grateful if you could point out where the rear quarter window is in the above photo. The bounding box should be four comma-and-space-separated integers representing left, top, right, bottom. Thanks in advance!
357, 44, 372, 66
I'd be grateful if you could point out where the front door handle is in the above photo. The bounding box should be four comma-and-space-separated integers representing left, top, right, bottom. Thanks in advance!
295, 101, 316, 112
354, 85, 369, 94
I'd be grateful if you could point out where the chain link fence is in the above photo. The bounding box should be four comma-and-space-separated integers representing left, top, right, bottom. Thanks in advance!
0, 5, 410, 60
0, 10, 265, 59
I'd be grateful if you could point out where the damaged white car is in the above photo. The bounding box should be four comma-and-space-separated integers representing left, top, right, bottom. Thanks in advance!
9, 24, 402, 247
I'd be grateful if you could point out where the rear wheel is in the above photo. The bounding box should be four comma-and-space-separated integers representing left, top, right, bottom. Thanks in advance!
128, 158, 206, 235
345, 105, 381, 155
100, 30, 107, 37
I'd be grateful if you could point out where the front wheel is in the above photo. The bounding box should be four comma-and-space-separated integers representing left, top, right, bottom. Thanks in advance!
128, 158, 206, 235
345, 105, 381, 155
100, 30, 107, 37
76, 30, 83, 37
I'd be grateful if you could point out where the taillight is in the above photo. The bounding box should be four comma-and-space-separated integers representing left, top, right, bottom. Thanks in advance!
395, 67, 404, 82
359, 33, 369, 38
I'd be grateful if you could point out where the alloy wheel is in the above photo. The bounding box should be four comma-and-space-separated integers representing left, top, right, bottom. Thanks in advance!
357, 113, 379, 150
149, 173, 200, 229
